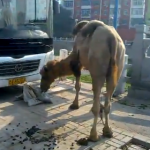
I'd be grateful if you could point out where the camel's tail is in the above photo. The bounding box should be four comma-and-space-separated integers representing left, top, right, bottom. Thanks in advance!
106, 35, 118, 88
80, 20, 105, 37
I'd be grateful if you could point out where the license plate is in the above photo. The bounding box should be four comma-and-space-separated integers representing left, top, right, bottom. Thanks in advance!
9, 77, 26, 86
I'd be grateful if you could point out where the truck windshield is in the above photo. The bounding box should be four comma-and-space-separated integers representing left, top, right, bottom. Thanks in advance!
0, 0, 53, 37
0, 0, 55, 58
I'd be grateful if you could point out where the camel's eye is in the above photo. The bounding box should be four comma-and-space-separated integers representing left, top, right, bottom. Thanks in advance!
44, 66, 48, 72
42, 76, 48, 80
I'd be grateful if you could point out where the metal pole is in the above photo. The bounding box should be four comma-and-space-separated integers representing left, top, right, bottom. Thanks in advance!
47, 0, 53, 37
35, 0, 36, 20
1, 0, 4, 6
99, 0, 102, 20
113, 0, 119, 29
51, 0, 53, 37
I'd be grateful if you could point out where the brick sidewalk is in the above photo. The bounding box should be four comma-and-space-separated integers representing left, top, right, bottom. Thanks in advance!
0, 82, 150, 150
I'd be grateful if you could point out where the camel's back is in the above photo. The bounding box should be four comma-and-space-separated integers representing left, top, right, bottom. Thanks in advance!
108, 25, 125, 48
89, 24, 125, 55
107, 25, 126, 62
72, 20, 125, 69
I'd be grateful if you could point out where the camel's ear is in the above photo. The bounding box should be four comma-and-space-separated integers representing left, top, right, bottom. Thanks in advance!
44, 66, 48, 72
40, 65, 48, 75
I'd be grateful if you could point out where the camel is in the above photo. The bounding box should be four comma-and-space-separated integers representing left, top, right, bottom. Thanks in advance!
40, 20, 126, 141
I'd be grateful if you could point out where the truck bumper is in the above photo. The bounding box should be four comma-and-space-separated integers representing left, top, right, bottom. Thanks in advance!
0, 50, 54, 88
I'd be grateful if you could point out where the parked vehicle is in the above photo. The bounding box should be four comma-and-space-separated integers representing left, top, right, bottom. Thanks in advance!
0, 0, 59, 88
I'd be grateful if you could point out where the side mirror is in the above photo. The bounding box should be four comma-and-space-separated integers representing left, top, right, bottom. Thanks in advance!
53, 0, 60, 15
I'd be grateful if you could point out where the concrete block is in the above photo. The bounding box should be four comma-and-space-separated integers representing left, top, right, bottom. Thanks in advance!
111, 138, 125, 145
121, 136, 132, 143
132, 134, 150, 149
105, 146, 116, 150
106, 140, 121, 148
115, 134, 126, 140
122, 131, 134, 137
112, 128, 123, 134
97, 144, 110, 150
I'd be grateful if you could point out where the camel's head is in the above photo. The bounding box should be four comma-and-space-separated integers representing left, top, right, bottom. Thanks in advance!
40, 60, 58, 92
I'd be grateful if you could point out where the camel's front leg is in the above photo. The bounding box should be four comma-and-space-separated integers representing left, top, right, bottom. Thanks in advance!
69, 76, 81, 109
88, 77, 105, 142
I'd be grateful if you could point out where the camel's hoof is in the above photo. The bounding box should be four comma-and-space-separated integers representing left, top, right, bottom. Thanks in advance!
88, 135, 99, 142
103, 127, 113, 138
69, 104, 79, 110
88, 131, 99, 142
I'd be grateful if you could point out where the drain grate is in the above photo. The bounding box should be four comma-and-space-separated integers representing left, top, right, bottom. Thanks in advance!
121, 138, 150, 150
122, 143, 148, 150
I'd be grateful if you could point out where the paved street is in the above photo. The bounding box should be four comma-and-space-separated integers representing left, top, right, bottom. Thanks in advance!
0, 80, 150, 150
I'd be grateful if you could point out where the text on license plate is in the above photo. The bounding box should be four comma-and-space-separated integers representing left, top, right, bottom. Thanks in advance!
9, 77, 26, 86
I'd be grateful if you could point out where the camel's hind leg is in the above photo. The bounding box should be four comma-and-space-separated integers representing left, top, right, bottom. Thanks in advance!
89, 75, 105, 141
103, 63, 123, 138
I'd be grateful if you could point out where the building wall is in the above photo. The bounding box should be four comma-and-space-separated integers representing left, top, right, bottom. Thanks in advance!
119, 0, 131, 27
91, 0, 101, 20
63, 0, 146, 41
145, 0, 150, 25
62, 0, 74, 18
130, 0, 145, 27
100, 0, 110, 24
72, 0, 146, 28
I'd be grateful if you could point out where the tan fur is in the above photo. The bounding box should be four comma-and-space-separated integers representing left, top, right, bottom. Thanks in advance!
40, 20, 126, 141
72, 20, 89, 36
80, 20, 105, 37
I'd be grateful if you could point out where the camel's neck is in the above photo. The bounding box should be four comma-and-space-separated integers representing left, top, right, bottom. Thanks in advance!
56, 57, 73, 78
53, 50, 81, 79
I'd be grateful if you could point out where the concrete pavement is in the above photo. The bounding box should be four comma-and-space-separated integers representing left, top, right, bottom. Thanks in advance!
0, 80, 150, 150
